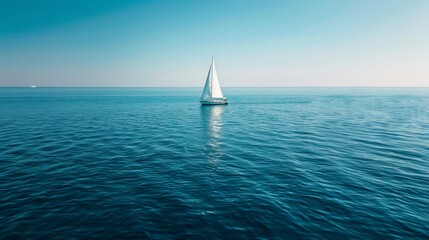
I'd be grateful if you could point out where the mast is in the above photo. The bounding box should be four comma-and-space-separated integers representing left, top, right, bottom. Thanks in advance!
210, 56, 214, 97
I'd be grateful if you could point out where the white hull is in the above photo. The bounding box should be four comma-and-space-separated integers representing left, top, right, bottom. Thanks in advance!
200, 98, 228, 105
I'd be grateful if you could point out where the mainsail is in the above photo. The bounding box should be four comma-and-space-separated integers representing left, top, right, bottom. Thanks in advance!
201, 57, 224, 101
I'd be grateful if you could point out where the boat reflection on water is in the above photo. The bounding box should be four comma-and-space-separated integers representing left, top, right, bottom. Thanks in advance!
200, 105, 226, 164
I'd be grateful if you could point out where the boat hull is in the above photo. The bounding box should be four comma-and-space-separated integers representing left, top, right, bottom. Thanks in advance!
200, 99, 228, 105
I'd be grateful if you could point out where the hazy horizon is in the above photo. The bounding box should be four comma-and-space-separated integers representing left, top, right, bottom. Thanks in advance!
1, 85, 429, 89
1, 0, 429, 87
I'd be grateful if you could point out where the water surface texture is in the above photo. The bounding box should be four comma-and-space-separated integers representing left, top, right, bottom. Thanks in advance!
1, 88, 428, 239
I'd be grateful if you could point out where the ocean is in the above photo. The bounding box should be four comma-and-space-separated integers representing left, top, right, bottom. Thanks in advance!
0, 87, 428, 239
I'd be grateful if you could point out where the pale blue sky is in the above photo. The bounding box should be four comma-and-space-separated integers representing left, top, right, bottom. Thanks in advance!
1, 0, 428, 87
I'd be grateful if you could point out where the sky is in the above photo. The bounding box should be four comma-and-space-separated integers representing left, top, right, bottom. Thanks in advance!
0, 0, 428, 87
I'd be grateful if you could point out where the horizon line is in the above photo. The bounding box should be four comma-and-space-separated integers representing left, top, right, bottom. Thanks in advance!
1, 86, 429, 88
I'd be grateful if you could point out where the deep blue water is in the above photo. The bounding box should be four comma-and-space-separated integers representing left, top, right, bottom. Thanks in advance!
0, 87, 428, 239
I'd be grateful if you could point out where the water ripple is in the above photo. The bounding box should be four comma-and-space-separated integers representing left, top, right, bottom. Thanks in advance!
0, 88, 428, 239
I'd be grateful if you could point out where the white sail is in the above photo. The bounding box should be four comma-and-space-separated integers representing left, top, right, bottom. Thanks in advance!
210, 59, 224, 98
200, 64, 212, 101
200, 57, 227, 105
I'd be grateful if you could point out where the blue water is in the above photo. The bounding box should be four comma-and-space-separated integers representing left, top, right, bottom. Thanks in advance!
1, 87, 428, 239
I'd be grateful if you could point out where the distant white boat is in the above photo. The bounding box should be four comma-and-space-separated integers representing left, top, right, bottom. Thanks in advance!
200, 57, 227, 105
30, 85, 37, 88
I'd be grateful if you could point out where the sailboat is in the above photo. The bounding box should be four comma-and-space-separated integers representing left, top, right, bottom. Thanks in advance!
30, 80, 37, 88
200, 57, 228, 105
